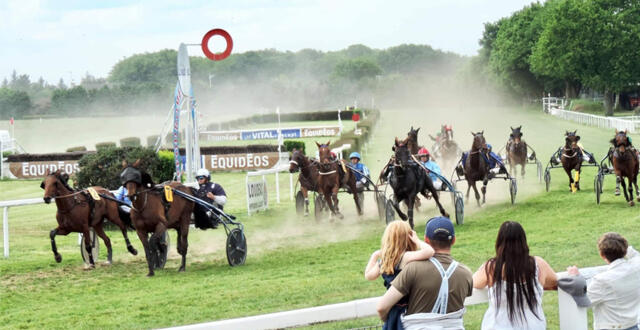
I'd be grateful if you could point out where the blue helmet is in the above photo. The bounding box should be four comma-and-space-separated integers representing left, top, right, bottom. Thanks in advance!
349, 152, 361, 160
486, 144, 492, 150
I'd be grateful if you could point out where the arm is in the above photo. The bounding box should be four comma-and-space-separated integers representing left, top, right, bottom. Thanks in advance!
364, 250, 381, 280
376, 286, 404, 321
472, 262, 489, 289
399, 231, 434, 268
536, 256, 558, 290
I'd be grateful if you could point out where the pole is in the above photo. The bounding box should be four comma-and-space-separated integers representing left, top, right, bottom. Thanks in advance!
289, 173, 294, 201
3, 207, 8, 258
275, 171, 280, 203
185, 97, 193, 182
0, 139, 3, 179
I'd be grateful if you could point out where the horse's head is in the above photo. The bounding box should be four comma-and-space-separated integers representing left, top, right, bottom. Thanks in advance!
470, 131, 486, 151
289, 149, 304, 173
407, 126, 420, 143
612, 129, 630, 153
120, 159, 145, 200
443, 124, 453, 141
316, 141, 332, 165
565, 130, 580, 149
40, 169, 71, 204
394, 137, 411, 167
510, 126, 523, 144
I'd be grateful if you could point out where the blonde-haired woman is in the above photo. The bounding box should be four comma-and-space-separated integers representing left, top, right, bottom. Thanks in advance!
364, 220, 434, 330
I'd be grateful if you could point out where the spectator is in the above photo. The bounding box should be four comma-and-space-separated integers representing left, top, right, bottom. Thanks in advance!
364, 220, 435, 330
473, 221, 557, 329
566, 232, 640, 330
376, 217, 473, 329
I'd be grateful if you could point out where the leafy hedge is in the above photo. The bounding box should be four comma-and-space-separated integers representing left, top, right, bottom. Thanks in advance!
120, 137, 141, 147
283, 140, 306, 154
7, 151, 90, 162
76, 146, 174, 190
96, 142, 116, 151
66, 146, 87, 152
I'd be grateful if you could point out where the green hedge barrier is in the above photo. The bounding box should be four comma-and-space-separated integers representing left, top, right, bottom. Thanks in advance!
66, 146, 87, 152
283, 140, 306, 154
95, 142, 117, 151
120, 137, 141, 147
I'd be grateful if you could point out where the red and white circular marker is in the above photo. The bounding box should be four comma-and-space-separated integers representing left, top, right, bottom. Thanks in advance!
201, 29, 233, 61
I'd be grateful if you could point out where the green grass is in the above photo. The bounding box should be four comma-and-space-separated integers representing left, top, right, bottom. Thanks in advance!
2, 106, 637, 329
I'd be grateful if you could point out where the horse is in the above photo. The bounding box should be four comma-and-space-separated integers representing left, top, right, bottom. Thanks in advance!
41, 169, 138, 268
406, 126, 421, 155
432, 125, 460, 170
463, 131, 490, 205
121, 160, 193, 277
389, 138, 449, 228
610, 130, 640, 205
289, 149, 320, 216
505, 126, 534, 179
315, 142, 362, 219
561, 130, 584, 192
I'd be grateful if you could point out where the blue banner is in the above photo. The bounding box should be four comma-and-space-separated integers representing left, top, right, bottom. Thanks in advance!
241, 128, 301, 140
172, 82, 183, 179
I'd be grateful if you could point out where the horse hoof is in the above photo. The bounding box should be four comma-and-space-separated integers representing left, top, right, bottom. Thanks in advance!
54, 254, 62, 263
630, 201, 635, 207
103, 261, 112, 266
178, 267, 185, 272
128, 246, 138, 255
147, 272, 155, 277
83, 263, 95, 270
615, 190, 621, 196
338, 214, 344, 220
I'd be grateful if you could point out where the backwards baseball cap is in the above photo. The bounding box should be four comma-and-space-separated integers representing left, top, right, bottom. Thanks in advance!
425, 216, 455, 241
558, 275, 591, 307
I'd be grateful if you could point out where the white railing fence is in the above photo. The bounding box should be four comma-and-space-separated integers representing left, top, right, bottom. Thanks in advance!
165, 266, 608, 330
544, 97, 640, 133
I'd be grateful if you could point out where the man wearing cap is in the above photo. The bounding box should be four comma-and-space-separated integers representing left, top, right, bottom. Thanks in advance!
418, 147, 443, 190
349, 152, 370, 192
566, 232, 640, 330
376, 217, 473, 329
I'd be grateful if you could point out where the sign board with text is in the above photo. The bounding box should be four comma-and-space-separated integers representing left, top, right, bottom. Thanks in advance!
9, 161, 80, 179
201, 126, 340, 141
246, 179, 268, 215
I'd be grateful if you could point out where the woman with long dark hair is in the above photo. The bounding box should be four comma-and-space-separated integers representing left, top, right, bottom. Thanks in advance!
473, 221, 557, 329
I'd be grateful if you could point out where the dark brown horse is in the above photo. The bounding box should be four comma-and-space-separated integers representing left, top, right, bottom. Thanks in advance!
610, 130, 640, 205
389, 138, 449, 228
463, 131, 490, 205
121, 160, 193, 277
506, 126, 533, 179
316, 142, 362, 219
406, 126, 421, 155
289, 149, 319, 216
561, 131, 583, 192
41, 169, 138, 268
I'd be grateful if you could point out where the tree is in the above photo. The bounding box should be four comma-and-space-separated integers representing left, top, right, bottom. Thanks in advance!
333, 58, 382, 81
0, 88, 32, 119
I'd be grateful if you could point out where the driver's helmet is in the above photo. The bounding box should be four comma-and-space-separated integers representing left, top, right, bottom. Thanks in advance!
196, 168, 210, 181
349, 152, 361, 160
487, 144, 493, 151
418, 148, 429, 157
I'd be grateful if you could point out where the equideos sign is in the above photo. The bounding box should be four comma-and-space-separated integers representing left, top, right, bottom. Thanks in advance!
9, 161, 80, 179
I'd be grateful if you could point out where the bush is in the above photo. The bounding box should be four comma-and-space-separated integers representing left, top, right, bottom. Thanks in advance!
76, 146, 174, 189
120, 137, 141, 147
147, 135, 161, 147
283, 140, 306, 154
66, 146, 87, 152
95, 142, 116, 151
570, 99, 604, 113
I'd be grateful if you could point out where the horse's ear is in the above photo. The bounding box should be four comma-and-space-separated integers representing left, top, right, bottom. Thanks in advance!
392, 145, 396, 151
510, 126, 514, 131
573, 130, 577, 135
132, 159, 141, 168
410, 126, 414, 131
315, 142, 321, 148
481, 130, 484, 135
470, 131, 475, 136
40, 181, 45, 189
394, 137, 399, 146
60, 172, 69, 183
614, 128, 619, 135
415, 127, 420, 133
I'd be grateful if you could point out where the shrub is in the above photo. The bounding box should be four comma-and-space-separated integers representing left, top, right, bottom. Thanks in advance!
76, 146, 173, 189
120, 137, 141, 147
283, 140, 306, 154
570, 99, 604, 113
66, 146, 87, 152
95, 142, 117, 151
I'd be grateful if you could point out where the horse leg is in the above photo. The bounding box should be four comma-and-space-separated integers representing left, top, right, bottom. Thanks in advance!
633, 176, 640, 201
93, 223, 112, 265
150, 223, 168, 271
332, 191, 343, 219
521, 163, 525, 179
428, 186, 449, 219
351, 182, 363, 216
392, 196, 408, 221
50, 227, 68, 263
177, 214, 190, 272
465, 184, 471, 203
616, 175, 622, 196
323, 189, 335, 218
136, 230, 155, 277
82, 228, 96, 269
575, 168, 581, 191
406, 197, 415, 229
471, 181, 481, 207
621, 176, 631, 205
481, 177, 488, 204
626, 177, 634, 206
565, 168, 575, 192
107, 207, 138, 255
302, 187, 310, 216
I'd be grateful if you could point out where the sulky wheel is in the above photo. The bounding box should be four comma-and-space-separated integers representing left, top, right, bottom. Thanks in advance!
357, 192, 365, 211
152, 231, 170, 270
454, 194, 464, 225
314, 194, 324, 221
537, 160, 543, 183
385, 199, 395, 224
80, 228, 99, 264
376, 192, 386, 222
295, 191, 305, 216
226, 228, 247, 266
544, 169, 551, 192
509, 179, 517, 205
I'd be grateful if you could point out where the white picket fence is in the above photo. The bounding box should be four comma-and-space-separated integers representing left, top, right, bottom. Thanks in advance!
165, 268, 606, 330
543, 97, 640, 133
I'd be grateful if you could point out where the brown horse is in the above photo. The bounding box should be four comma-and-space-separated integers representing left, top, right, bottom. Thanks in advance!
463, 131, 490, 205
121, 160, 193, 277
289, 149, 320, 216
561, 130, 584, 192
41, 169, 138, 268
315, 142, 362, 219
610, 130, 640, 205
406, 126, 421, 155
506, 126, 533, 179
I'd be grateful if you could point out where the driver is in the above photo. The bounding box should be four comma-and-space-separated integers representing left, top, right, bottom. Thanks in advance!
114, 185, 132, 213
486, 144, 508, 177
349, 152, 370, 192
195, 168, 227, 229
418, 148, 443, 190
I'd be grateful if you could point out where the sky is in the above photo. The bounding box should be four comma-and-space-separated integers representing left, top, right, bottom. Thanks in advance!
0, 0, 537, 85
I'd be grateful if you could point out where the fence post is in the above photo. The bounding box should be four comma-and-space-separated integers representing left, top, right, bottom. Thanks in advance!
558, 287, 588, 329
289, 173, 294, 201
3, 206, 8, 258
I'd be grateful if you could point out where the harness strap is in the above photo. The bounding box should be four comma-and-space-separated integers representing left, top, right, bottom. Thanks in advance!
429, 258, 459, 314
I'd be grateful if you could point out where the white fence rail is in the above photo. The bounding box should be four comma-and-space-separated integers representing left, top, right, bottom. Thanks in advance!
549, 107, 638, 132
166, 267, 606, 330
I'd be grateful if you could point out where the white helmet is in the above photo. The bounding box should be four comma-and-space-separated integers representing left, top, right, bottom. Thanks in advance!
196, 168, 210, 180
